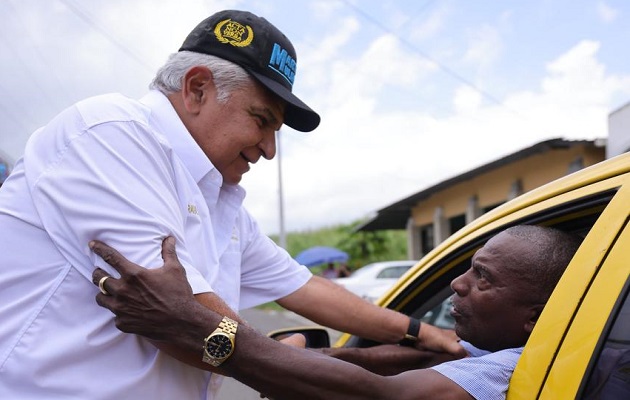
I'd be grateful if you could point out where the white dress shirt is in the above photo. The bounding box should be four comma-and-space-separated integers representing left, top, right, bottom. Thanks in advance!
0, 91, 311, 399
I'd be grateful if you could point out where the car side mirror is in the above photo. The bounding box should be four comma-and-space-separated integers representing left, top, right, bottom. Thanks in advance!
267, 326, 331, 348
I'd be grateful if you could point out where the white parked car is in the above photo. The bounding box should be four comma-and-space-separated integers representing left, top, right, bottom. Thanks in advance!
333, 260, 417, 301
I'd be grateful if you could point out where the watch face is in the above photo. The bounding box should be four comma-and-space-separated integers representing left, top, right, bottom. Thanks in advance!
205, 334, 233, 358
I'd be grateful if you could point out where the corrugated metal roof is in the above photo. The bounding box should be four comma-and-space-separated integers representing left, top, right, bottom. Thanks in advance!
356, 138, 601, 232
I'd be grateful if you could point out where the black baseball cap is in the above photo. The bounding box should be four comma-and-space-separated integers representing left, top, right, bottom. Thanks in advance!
179, 10, 320, 132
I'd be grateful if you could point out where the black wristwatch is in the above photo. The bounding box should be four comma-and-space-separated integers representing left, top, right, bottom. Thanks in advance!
399, 317, 421, 347
202, 316, 238, 367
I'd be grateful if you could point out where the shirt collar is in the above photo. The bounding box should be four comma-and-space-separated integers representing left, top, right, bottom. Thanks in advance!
140, 90, 219, 185
140, 90, 247, 207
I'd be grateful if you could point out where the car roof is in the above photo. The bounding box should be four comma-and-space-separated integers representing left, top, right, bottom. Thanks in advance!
362, 260, 418, 268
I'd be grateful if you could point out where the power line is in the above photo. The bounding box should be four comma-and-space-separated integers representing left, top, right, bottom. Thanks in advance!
340, 0, 520, 115
58, 0, 155, 73
1, 0, 73, 112
403, 0, 438, 24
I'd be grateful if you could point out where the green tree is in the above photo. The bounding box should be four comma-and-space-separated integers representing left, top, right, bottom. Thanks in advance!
269, 219, 409, 273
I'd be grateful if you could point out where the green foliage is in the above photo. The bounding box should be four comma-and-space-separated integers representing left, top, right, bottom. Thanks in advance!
257, 220, 407, 310
269, 219, 408, 272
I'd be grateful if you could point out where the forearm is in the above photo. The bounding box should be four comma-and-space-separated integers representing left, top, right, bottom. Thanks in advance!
149, 299, 215, 352
320, 346, 461, 376
150, 302, 399, 399
278, 276, 408, 344
149, 292, 245, 372
224, 325, 399, 400
279, 277, 465, 356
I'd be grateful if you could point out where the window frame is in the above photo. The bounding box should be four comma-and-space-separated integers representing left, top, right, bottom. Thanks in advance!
342, 185, 618, 350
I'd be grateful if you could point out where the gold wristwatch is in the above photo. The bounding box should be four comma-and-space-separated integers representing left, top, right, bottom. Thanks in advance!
202, 316, 238, 367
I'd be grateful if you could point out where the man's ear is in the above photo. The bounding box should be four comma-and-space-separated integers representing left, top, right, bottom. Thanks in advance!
524, 304, 545, 334
181, 66, 214, 114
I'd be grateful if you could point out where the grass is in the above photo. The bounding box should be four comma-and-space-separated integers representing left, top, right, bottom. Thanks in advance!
255, 301, 285, 311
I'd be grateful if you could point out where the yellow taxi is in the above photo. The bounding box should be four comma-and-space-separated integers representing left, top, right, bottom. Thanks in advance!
335, 152, 630, 399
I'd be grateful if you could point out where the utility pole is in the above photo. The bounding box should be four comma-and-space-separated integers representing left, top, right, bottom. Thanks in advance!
277, 130, 287, 249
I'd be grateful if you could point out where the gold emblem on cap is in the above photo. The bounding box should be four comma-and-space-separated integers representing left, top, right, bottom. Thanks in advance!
214, 19, 254, 48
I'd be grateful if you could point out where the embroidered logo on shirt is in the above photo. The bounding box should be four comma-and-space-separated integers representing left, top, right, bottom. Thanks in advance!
188, 204, 198, 215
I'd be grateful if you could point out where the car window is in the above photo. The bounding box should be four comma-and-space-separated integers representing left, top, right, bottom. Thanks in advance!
580, 277, 630, 399
350, 264, 376, 278
420, 294, 455, 329
394, 189, 613, 321
376, 266, 411, 279
341, 187, 615, 349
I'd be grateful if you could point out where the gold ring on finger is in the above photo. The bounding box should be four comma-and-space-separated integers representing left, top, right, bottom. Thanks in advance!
98, 276, 110, 296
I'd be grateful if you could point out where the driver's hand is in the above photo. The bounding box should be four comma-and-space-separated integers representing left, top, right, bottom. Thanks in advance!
278, 333, 307, 348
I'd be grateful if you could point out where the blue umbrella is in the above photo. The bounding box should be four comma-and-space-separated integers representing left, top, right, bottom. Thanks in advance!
294, 246, 349, 267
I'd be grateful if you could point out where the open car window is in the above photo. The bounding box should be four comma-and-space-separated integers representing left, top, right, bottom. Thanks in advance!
400, 189, 612, 323
343, 186, 617, 348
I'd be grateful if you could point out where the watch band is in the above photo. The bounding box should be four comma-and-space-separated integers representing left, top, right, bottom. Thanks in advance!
399, 317, 421, 347
202, 316, 239, 366
218, 316, 238, 335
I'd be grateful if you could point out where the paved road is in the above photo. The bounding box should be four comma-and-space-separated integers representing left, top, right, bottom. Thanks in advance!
216, 308, 341, 400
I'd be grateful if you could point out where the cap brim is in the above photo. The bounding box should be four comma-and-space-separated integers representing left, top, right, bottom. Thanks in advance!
248, 71, 320, 132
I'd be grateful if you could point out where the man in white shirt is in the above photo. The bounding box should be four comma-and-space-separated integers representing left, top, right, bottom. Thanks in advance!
0, 9, 461, 399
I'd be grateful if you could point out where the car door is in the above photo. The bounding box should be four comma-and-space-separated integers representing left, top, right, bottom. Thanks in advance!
509, 178, 630, 399
580, 278, 630, 399
335, 156, 630, 400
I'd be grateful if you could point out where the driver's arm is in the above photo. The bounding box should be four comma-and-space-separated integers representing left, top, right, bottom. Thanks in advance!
91, 237, 474, 400
318, 344, 463, 376
148, 291, 244, 374
225, 323, 474, 400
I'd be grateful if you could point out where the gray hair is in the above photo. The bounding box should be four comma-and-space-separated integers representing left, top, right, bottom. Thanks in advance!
504, 225, 582, 304
150, 51, 252, 103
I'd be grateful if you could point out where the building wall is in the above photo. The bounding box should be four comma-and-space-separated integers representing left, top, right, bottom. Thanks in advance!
408, 143, 604, 258
607, 102, 630, 158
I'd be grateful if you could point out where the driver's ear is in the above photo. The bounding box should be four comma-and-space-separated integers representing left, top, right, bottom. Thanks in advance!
524, 304, 545, 334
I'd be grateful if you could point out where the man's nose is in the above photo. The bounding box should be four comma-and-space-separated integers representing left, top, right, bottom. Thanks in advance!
259, 130, 277, 160
450, 274, 466, 295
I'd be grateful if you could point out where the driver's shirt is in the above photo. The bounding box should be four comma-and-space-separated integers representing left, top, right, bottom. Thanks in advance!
0, 90, 312, 399
431, 341, 523, 400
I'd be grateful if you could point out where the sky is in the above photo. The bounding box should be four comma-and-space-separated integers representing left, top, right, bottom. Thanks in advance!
1, 0, 629, 235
